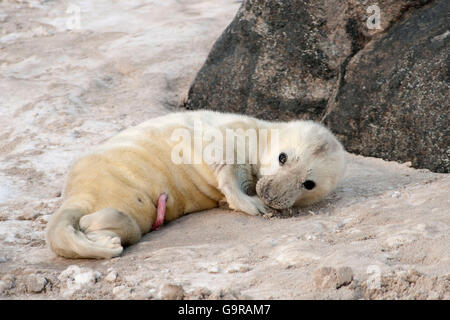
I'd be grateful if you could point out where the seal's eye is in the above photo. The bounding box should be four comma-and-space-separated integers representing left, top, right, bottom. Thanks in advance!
303, 180, 316, 190
279, 152, 287, 165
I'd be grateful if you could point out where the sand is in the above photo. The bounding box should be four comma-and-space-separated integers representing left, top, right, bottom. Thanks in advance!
0, 0, 449, 300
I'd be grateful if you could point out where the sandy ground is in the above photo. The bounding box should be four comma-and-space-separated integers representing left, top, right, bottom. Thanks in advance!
0, 0, 449, 300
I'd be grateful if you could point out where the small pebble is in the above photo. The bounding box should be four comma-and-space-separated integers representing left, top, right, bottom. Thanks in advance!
391, 191, 401, 198
158, 283, 185, 300
313, 267, 338, 289
72, 130, 81, 138
26, 274, 47, 293
112, 285, 132, 297
207, 265, 220, 274
104, 270, 118, 283
226, 263, 251, 274
0, 276, 15, 294
336, 267, 354, 288
313, 266, 354, 289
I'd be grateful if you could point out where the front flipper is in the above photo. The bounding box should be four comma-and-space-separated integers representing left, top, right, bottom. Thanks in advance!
216, 164, 270, 216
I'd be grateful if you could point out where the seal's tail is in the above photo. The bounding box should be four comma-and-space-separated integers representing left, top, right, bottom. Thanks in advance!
46, 207, 123, 259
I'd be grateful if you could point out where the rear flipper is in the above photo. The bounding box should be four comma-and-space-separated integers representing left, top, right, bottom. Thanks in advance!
46, 207, 127, 259
79, 208, 142, 247
47, 195, 168, 259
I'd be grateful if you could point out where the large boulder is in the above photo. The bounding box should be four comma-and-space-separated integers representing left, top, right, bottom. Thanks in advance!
185, 0, 449, 173
323, 0, 449, 173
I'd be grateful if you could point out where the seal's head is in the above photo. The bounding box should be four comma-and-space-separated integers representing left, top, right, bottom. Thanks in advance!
256, 120, 346, 209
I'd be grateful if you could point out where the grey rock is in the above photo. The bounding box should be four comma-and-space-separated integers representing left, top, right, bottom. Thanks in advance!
313, 266, 338, 289
324, 0, 449, 173
0, 276, 15, 294
186, 0, 347, 121
185, 0, 448, 173
26, 274, 48, 293
104, 269, 118, 283
336, 266, 354, 288
158, 283, 185, 300
313, 266, 354, 289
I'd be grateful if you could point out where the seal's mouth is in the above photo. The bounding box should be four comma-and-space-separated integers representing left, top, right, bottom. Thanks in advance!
261, 197, 296, 210
256, 177, 298, 210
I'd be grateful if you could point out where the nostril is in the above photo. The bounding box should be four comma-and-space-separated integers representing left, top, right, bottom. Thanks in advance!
303, 180, 316, 190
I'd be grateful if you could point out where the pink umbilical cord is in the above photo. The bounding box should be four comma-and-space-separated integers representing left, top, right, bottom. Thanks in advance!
152, 193, 168, 231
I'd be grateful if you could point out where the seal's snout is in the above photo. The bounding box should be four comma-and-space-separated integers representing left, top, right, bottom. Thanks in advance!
256, 177, 298, 210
